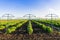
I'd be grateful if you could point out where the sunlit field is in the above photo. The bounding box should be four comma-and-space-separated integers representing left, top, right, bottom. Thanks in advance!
0, 18, 60, 40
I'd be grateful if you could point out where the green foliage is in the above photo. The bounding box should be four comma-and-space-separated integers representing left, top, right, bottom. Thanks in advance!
46, 27, 53, 33
37, 19, 60, 28
5, 20, 28, 34
6, 27, 16, 33
42, 25, 46, 31
27, 21, 33, 35
32, 20, 53, 33
0, 25, 5, 30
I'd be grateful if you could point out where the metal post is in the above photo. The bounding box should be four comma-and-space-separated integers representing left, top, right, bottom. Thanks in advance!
45, 13, 58, 28
2, 14, 14, 33
23, 14, 36, 20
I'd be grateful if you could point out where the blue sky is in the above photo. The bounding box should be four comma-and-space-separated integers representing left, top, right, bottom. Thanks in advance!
0, 0, 60, 18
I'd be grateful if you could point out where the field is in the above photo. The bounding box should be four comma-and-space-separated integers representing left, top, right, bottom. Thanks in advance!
0, 19, 60, 40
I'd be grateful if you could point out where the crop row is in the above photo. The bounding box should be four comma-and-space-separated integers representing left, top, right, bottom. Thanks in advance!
32, 20, 53, 33
6, 20, 28, 33
0, 20, 53, 34
36, 19, 60, 28
27, 21, 33, 35
0, 20, 28, 33
0, 20, 27, 30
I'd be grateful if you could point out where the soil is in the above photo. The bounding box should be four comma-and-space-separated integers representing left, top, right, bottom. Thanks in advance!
0, 21, 60, 40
